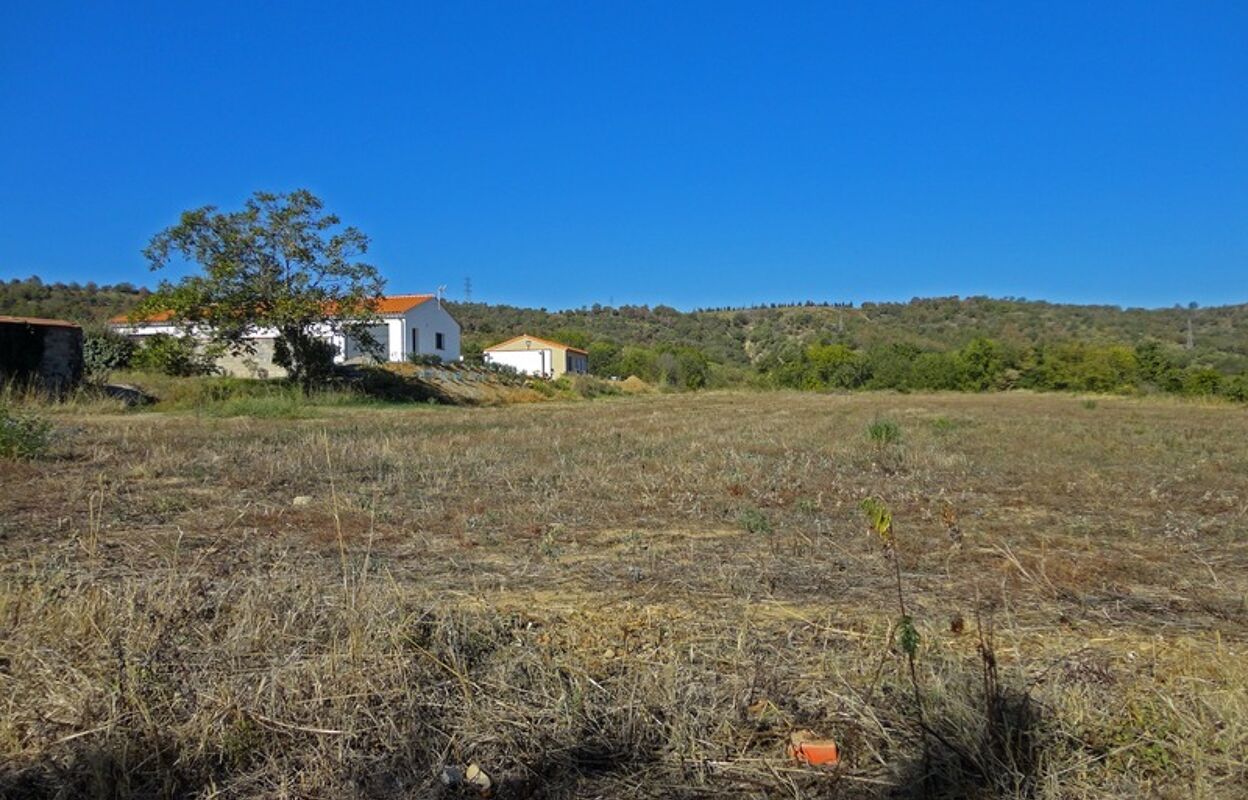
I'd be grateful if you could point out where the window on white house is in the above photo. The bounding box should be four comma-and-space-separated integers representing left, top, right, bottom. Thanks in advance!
411, 329, 418, 353
435, 332, 445, 350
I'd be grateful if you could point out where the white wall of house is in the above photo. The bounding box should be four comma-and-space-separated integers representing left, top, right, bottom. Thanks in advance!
402, 301, 460, 362
110, 322, 187, 338
387, 318, 405, 361
112, 299, 461, 373
484, 349, 551, 377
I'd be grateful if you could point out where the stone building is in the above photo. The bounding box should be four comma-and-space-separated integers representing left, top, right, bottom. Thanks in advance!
0, 315, 84, 390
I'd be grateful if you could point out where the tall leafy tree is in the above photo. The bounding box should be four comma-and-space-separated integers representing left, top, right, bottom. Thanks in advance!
137, 190, 385, 389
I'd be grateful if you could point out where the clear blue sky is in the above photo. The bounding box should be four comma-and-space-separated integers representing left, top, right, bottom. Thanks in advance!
2, 1, 1245, 310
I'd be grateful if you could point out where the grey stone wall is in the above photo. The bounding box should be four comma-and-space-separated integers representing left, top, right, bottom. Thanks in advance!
213, 337, 289, 378
40, 326, 83, 388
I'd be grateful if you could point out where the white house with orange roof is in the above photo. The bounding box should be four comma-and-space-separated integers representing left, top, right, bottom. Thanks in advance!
482, 334, 589, 379
359, 294, 460, 363
110, 294, 460, 378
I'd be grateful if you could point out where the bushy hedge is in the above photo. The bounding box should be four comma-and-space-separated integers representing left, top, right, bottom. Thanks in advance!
82, 329, 136, 377
131, 334, 218, 377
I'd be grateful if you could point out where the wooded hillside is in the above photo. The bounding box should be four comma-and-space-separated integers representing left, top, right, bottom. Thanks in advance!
449, 296, 1247, 374
3, 275, 1244, 396
1, 276, 148, 325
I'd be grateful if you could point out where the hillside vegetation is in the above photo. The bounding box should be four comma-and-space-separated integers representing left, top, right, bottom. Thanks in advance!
0, 276, 148, 324
453, 296, 1248, 398
451, 296, 1247, 371
4, 276, 1245, 398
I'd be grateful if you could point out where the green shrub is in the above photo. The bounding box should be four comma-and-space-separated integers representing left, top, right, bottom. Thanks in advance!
527, 379, 557, 397
1182, 367, 1223, 397
568, 374, 621, 399
737, 507, 772, 535
132, 334, 217, 377
956, 337, 1008, 391
868, 418, 901, 445
1222, 375, 1248, 403
82, 329, 136, 378
0, 406, 54, 459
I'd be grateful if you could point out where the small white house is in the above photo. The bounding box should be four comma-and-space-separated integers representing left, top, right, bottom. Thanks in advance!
483, 334, 589, 379
110, 294, 461, 378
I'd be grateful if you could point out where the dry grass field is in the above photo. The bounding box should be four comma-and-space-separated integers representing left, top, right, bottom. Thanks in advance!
1, 390, 1245, 798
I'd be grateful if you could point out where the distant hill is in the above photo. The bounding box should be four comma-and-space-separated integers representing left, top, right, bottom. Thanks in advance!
0, 276, 148, 326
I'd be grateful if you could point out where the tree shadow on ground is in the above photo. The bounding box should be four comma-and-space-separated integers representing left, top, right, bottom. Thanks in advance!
0, 732, 220, 800
887, 683, 1045, 800
339, 364, 455, 404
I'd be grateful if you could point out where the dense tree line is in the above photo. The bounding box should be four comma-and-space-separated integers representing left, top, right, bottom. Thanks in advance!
759, 337, 1247, 400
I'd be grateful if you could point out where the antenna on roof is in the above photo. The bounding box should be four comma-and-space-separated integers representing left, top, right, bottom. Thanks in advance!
437, 285, 447, 307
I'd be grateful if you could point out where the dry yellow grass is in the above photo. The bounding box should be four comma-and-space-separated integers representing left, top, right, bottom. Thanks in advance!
1, 390, 1245, 798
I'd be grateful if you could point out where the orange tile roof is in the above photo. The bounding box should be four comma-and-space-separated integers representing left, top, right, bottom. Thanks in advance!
110, 294, 436, 325
373, 294, 435, 314
109, 309, 173, 324
483, 333, 589, 355
0, 315, 80, 329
